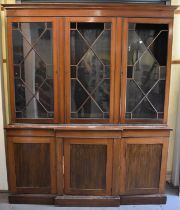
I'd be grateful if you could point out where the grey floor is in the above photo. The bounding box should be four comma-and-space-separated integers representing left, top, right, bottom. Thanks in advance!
0, 186, 179, 210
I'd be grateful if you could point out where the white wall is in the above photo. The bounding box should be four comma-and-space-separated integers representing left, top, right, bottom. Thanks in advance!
167, 1, 180, 174
0, 0, 14, 191
0, 13, 8, 191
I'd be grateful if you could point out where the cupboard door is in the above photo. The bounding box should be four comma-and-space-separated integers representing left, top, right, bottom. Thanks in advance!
7, 17, 60, 123
65, 17, 116, 123
7, 136, 56, 194
64, 138, 113, 195
124, 138, 168, 195
121, 18, 173, 124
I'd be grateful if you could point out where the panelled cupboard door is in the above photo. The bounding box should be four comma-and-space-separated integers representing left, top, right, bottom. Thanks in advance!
65, 17, 116, 124
64, 138, 113, 195
121, 18, 173, 124
7, 17, 61, 123
7, 136, 56, 194
124, 138, 168, 195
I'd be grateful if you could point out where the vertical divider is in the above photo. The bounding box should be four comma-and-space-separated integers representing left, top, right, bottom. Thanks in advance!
112, 138, 121, 195
56, 136, 64, 195
64, 18, 71, 123
159, 137, 169, 193
53, 18, 60, 123
163, 20, 173, 124
57, 18, 65, 123
7, 137, 16, 192
109, 18, 116, 124
120, 138, 126, 194
7, 18, 16, 123
114, 18, 122, 124
50, 136, 57, 193
120, 18, 128, 123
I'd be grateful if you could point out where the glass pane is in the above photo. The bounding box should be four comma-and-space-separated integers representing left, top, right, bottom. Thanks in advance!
126, 112, 131, 119
160, 66, 166, 80
70, 22, 111, 119
25, 99, 47, 118
133, 51, 159, 93
14, 65, 21, 79
70, 30, 89, 65
126, 80, 144, 112
158, 113, 164, 119
126, 23, 168, 120
92, 30, 111, 65
20, 51, 46, 89
12, 22, 19, 29
135, 23, 168, 66
77, 22, 104, 45
104, 23, 111, 30
14, 79, 26, 112
104, 66, 110, 78
71, 66, 77, 78
147, 80, 165, 112
78, 50, 104, 94
127, 66, 133, 78
12, 30, 31, 64
70, 23, 76, 29
20, 22, 46, 44
38, 79, 54, 112
77, 98, 103, 119
128, 30, 147, 66
132, 98, 157, 119
92, 79, 110, 113
12, 22, 54, 119
71, 79, 89, 113
33, 29, 53, 64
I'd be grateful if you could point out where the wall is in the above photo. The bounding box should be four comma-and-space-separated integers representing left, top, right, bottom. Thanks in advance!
0, 0, 180, 190
167, 0, 180, 176
0, 22, 8, 190
0, 0, 15, 191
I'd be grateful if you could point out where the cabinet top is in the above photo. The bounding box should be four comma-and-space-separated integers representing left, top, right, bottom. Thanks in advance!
5, 123, 171, 131
2, 3, 177, 18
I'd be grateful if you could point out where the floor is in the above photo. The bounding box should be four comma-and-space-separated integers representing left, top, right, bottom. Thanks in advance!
0, 186, 179, 210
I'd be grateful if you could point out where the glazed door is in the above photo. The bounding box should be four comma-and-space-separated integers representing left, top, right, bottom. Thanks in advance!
64, 138, 113, 195
7, 17, 60, 123
65, 17, 116, 124
121, 18, 173, 124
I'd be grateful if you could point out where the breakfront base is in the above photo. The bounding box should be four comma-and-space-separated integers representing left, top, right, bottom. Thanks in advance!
8, 194, 55, 205
120, 194, 167, 205
8, 194, 167, 206
55, 195, 120, 207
